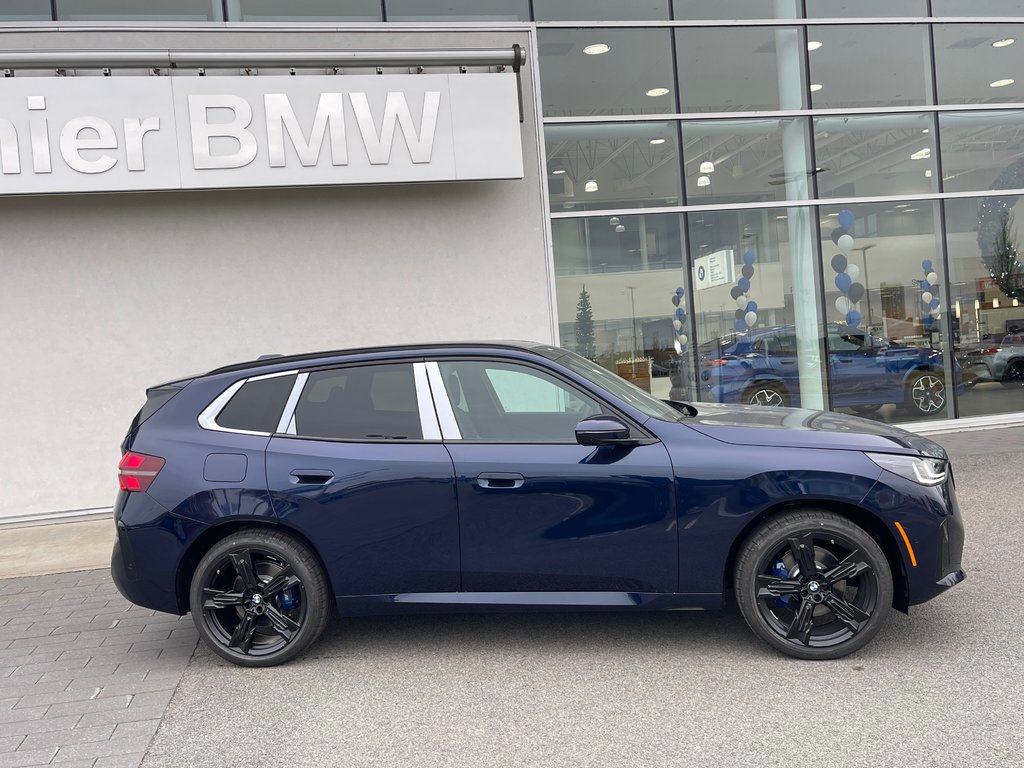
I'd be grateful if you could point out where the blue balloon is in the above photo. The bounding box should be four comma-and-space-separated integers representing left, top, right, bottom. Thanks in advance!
738, 277, 751, 293
838, 209, 855, 230
735, 320, 747, 332
922, 259, 933, 271
746, 300, 758, 313
930, 298, 941, 310
678, 311, 687, 323
846, 309, 862, 327
835, 273, 853, 293
743, 250, 756, 266
675, 287, 685, 297
923, 316, 935, 328
675, 308, 685, 320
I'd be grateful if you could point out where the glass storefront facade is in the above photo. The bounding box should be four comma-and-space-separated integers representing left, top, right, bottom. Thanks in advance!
6, 1, 1024, 424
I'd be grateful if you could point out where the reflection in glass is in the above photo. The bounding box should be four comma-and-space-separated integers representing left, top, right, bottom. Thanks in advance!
56, 0, 222, 19
932, 0, 1024, 15
0, 0, 50, 19
805, 0, 926, 16
230, 0, 382, 20
688, 208, 826, 409
539, 28, 676, 117
939, 111, 1024, 193
946, 197, 1024, 416
672, 0, 798, 19
545, 123, 681, 212
681, 119, 812, 206
385, 0, 528, 20
934, 25, 1024, 105
807, 25, 931, 109
534, 0, 669, 21
817, 201, 951, 422
554, 214, 688, 399
814, 113, 937, 199
676, 27, 805, 113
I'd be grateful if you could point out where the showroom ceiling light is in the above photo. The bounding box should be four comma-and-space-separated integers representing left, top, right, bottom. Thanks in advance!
583, 43, 610, 55
922, 128, 930, 133
925, 170, 933, 177
910, 148, 931, 160
990, 78, 1015, 87
610, 216, 620, 225
584, 178, 598, 192
700, 160, 716, 174
551, 168, 566, 174
697, 175, 711, 187
650, 138, 666, 145
615, 224, 626, 233
810, 83, 823, 92
807, 41, 823, 51
993, 38, 1016, 47
646, 87, 670, 97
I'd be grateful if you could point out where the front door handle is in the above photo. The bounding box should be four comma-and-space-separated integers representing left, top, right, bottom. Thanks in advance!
476, 472, 525, 489
290, 469, 334, 485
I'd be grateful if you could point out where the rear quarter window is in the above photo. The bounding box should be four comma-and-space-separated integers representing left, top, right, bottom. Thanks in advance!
216, 374, 296, 433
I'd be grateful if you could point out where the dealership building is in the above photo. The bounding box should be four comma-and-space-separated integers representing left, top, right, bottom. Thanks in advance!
1, 0, 1022, 524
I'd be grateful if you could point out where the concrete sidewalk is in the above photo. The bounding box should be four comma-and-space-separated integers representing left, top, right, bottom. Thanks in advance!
1, 522, 115, 579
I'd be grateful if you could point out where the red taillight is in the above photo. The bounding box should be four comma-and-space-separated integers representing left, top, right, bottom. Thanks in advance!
979, 348, 1000, 355
118, 451, 165, 493
706, 358, 730, 367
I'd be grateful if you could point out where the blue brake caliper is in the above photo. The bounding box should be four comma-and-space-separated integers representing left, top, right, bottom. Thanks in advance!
771, 560, 791, 609
277, 589, 298, 611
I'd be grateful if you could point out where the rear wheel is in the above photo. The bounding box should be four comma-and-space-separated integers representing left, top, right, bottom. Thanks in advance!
1001, 359, 1024, 388
743, 382, 788, 408
734, 510, 892, 660
189, 529, 331, 667
906, 370, 946, 416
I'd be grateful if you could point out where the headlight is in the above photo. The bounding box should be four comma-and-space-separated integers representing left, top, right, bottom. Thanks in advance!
865, 452, 947, 486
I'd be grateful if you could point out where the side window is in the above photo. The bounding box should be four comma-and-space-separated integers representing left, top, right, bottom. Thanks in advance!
216, 374, 296, 433
292, 363, 422, 440
829, 331, 867, 352
437, 361, 604, 442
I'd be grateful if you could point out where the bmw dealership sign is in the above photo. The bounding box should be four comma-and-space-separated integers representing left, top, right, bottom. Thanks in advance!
0, 73, 523, 195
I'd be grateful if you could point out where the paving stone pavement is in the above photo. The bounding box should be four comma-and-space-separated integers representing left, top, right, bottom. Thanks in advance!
0, 569, 197, 767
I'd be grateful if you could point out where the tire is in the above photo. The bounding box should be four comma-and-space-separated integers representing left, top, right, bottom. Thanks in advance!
905, 370, 946, 416
189, 528, 331, 667
743, 382, 788, 408
1001, 359, 1024, 388
734, 510, 892, 660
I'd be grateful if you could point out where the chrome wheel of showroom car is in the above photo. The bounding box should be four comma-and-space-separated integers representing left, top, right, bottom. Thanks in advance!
735, 511, 892, 660
190, 530, 331, 667
907, 371, 946, 415
744, 382, 788, 408
1002, 359, 1024, 388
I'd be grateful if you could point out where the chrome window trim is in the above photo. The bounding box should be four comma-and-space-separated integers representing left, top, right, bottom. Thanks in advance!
425, 362, 463, 440
414, 362, 443, 441
276, 372, 309, 435
197, 369, 299, 437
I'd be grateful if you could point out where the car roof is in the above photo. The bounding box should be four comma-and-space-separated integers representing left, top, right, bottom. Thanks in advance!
206, 340, 547, 377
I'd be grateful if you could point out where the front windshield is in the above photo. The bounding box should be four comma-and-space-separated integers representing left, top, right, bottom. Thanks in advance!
534, 346, 684, 422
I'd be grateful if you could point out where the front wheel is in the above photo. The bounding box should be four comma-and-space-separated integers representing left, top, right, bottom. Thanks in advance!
1001, 359, 1024, 388
190, 529, 331, 667
906, 370, 946, 416
734, 511, 892, 660
743, 382, 788, 408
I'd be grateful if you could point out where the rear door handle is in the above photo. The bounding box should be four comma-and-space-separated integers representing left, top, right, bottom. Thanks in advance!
290, 469, 334, 485
476, 472, 525, 489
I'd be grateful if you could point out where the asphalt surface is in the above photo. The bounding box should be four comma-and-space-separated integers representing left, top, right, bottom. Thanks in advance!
4, 427, 1023, 767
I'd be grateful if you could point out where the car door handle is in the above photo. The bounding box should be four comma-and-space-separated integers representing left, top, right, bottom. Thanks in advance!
476, 473, 525, 489
289, 469, 334, 485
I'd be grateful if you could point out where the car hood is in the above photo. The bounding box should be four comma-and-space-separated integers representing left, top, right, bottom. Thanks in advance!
679, 403, 946, 458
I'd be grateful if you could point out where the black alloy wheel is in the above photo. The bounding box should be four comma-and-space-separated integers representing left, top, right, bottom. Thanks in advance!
906, 370, 946, 416
1002, 359, 1024, 388
190, 529, 331, 667
744, 382, 788, 408
734, 510, 892, 660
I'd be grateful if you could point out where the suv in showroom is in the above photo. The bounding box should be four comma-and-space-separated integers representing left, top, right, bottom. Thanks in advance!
689, 324, 956, 417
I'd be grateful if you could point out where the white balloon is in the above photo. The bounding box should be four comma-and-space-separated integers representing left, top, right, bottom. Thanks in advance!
846, 263, 861, 281
837, 233, 855, 255
678, 334, 688, 345
835, 296, 851, 314
745, 311, 758, 327
736, 295, 749, 310
921, 291, 933, 304
927, 271, 938, 285
674, 340, 683, 354
672, 319, 683, 332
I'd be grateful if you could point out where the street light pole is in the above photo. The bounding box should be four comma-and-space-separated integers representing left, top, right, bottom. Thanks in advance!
626, 285, 638, 376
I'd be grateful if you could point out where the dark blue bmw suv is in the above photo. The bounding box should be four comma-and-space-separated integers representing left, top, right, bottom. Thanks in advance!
112, 342, 965, 666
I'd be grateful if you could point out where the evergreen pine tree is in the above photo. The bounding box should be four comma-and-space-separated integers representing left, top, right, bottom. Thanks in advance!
576, 285, 597, 360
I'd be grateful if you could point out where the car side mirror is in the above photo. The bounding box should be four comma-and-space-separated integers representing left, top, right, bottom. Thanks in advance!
575, 417, 632, 446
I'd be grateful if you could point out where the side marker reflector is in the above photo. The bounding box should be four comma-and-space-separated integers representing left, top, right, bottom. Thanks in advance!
894, 522, 918, 567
